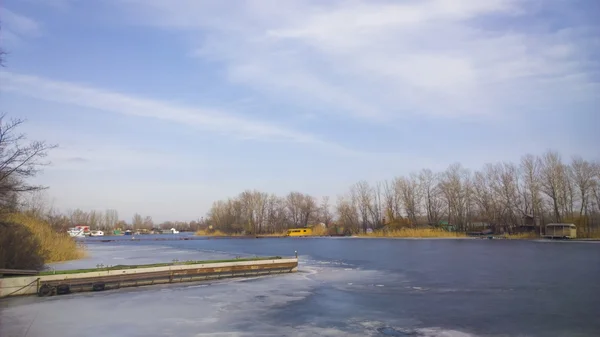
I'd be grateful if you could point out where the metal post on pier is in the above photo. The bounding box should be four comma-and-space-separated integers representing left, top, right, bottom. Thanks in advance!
295, 250, 298, 258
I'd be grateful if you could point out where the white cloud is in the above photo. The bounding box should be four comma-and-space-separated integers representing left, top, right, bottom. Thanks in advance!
112, 0, 599, 121
1, 71, 361, 156
0, 8, 41, 40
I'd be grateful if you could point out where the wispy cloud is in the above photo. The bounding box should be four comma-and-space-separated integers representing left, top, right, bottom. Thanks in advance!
0, 8, 41, 41
1, 71, 360, 156
113, 0, 599, 122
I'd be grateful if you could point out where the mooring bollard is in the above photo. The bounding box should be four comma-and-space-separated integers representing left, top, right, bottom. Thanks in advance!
295, 250, 298, 258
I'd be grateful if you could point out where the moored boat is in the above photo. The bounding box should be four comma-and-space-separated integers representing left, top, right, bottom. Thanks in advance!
90, 230, 105, 237
67, 228, 85, 237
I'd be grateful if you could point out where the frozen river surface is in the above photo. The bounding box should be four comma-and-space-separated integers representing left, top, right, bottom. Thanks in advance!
1, 236, 600, 337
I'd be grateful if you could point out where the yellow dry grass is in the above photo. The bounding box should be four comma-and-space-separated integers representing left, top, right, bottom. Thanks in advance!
577, 229, 600, 239
310, 226, 328, 236
502, 232, 540, 240
195, 229, 239, 236
359, 228, 467, 238
4, 213, 86, 263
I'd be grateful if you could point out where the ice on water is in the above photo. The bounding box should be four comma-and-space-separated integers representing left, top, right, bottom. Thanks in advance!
1, 243, 477, 337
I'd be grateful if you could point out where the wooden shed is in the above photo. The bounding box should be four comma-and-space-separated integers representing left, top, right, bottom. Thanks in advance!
544, 223, 577, 239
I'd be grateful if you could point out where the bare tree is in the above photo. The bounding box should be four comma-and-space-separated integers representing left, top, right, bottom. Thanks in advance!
0, 115, 57, 209
419, 169, 443, 225
570, 157, 597, 235
396, 174, 422, 226
336, 194, 359, 233
382, 179, 402, 222
89, 210, 100, 229
472, 165, 498, 225
571, 157, 595, 217
132, 213, 143, 229
286, 191, 304, 228
104, 209, 119, 230
266, 194, 288, 233
143, 216, 154, 229
69, 208, 89, 226
489, 162, 522, 230
520, 154, 542, 217
317, 196, 333, 226
353, 180, 373, 233
438, 164, 472, 231
299, 194, 318, 227
540, 151, 567, 222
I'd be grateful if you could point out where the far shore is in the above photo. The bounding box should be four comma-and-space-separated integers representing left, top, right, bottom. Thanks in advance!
192, 232, 600, 241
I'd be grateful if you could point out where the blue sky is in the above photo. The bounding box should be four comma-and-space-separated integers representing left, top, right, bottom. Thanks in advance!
1, 0, 598, 222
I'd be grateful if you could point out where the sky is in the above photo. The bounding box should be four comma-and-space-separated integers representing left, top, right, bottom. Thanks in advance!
1, 0, 598, 223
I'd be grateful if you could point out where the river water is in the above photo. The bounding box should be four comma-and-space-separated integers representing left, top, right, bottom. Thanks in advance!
1, 235, 599, 337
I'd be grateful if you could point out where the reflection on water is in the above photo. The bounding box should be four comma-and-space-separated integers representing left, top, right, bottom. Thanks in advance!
2, 238, 599, 337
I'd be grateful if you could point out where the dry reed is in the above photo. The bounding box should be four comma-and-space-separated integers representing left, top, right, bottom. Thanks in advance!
359, 228, 467, 238
4, 213, 86, 264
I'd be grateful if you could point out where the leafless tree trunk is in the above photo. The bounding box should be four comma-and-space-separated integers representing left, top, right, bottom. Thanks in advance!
132, 213, 143, 230
0, 115, 57, 210
540, 151, 567, 222
438, 164, 471, 231
318, 196, 333, 226
69, 208, 89, 226
336, 194, 359, 233
104, 209, 119, 230
419, 169, 443, 225
382, 179, 402, 223
520, 154, 543, 233
396, 174, 422, 226
473, 165, 497, 225
353, 180, 373, 233
286, 191, 304, 228
571, 156, 595, 216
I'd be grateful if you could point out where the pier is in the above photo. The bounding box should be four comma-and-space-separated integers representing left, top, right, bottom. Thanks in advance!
0, 256, 298, 298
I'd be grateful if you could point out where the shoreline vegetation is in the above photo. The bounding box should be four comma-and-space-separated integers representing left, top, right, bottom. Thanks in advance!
194, 228, 587, 240
0, 113, 84, 271
196, 150, 600, 241
0, 213, 86, 270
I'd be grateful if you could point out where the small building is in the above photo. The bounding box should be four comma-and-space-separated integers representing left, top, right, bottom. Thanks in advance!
286, 227, 312, 237
544, 223, 577, 239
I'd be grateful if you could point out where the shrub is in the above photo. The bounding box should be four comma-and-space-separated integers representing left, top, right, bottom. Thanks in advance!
0, 221, 44, 270
0, 213, 85, 269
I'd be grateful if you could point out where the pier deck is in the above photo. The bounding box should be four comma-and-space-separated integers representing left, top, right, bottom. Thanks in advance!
0, 257, 298, 298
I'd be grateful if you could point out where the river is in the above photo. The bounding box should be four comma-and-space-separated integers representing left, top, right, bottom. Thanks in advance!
1, 235, 599, 337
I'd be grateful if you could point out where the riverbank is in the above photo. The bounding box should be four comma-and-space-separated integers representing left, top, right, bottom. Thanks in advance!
195, 228, 467, 239
358, 228, 466, 238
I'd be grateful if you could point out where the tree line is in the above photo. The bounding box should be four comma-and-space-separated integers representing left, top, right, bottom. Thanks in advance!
203, 151, 600, 236
23, 200, 202, 232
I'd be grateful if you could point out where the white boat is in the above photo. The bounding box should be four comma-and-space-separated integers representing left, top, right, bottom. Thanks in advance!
90, 230, 104, 237
67, 228, 85, 238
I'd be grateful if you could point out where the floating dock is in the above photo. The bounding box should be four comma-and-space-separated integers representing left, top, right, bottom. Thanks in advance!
0, 256, 298, 298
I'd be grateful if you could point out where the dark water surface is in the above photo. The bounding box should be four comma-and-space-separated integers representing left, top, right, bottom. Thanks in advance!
2, 236, 599, 337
